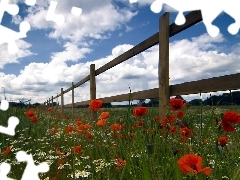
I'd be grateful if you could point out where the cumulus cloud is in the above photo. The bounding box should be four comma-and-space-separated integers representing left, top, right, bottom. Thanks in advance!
48, 3, 138, 43
15, 0, 137, 44
0, 40, 33, 69
168, 33, 238, 84
50, 42, 92, 63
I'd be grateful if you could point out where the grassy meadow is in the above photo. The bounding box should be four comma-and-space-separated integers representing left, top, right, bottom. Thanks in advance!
1, 99, 240, 180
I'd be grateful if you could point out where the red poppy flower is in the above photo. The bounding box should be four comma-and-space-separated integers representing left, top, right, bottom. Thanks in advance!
48, 107, 54, 112
177, 111, 185, 119
75, 119, 82, 126
25, 108, 35, 118
169, 114, 177, 122
132, 107, 148, 117
83, 124, 91, 130
162, 117, 169, 124
221, 111, 240, 132
177, 154, 211, 176
180, 127, 191, 143
57, 113, 62, 120
138, 121, 144, 127
99, 111, 110, 119
218, 136, 228, 147
56, 148, 68, 158
30, 116, 39, 123
170, 126, 177, 133
73, 146, 82, 154
66, 125, 73, 134
130, 133, 135, 139
170, 98, 185, 111
85, 132, 93, 139
77, 125, 85, 132
159, 123, 165, 129
132, 123, 137, 130
56, 149, 64, 155
180, 127, 191, 138
1, 146, 11, 155
49, 127, 58, 135
96, 119, 107, 127
110, 123, 121, 131
88, 99, 103, 111
115, 157, 126, 170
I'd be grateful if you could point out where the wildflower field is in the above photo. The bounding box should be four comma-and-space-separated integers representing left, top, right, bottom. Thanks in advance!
1, 98, 240, 180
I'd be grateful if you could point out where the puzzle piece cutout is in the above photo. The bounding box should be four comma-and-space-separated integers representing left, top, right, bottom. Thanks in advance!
0, 0, 19, 21
0, 21, 30, 54
0, 100, 19, 136
0, 100, 9, 111
0, 162, 15, 180
16, 151, 49, 180
0, 151, 49, 180
130, 0, 240, 37
46, 0, 82, 25
0, 0, 36, 54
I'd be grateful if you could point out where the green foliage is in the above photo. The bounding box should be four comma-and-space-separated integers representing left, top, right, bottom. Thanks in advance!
1, 104, 240, 179
189, 90, 240, 106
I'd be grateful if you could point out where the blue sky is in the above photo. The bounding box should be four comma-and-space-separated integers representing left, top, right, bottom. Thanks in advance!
1, 0, 240, 105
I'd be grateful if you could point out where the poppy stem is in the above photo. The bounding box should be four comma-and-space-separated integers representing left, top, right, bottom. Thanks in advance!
126, 87, 132, 131
28, 124, 32, 135
2, 134, 4, 147
200, 91, 203, 140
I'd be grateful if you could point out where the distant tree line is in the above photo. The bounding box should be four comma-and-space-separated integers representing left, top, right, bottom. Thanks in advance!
5, 91, 240, 109
188, 91, 240, 106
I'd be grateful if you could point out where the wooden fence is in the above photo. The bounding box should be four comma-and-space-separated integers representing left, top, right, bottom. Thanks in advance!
44, 10, 240, 120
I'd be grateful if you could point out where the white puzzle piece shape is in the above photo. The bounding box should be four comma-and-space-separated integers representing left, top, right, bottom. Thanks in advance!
16, 151, 49, 180
0, 100, 19, 136
0, 162, 15, 180
46, 0, 82, 25
0, 0, 35, 54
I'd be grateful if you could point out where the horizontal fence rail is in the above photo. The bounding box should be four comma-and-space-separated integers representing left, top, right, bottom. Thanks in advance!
64, 73, 240, 107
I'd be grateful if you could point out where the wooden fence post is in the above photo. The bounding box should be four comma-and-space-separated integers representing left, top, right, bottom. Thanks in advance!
159, 12, 170, 119
51, 96, 53, 107
49, 98, 51, 108
72, 82, 74, 117
90, 64, 97, 122
61, 88, 64, 117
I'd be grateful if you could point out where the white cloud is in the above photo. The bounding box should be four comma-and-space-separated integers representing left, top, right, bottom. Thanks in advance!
50, 42, 92, 63
168, 33, 239, 84
16, 0, 137, 44
48, 4, 138, 43
0, 40, 33, 69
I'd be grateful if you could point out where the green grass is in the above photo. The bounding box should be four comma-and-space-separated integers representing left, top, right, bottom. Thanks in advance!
1, 103, 240, 180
